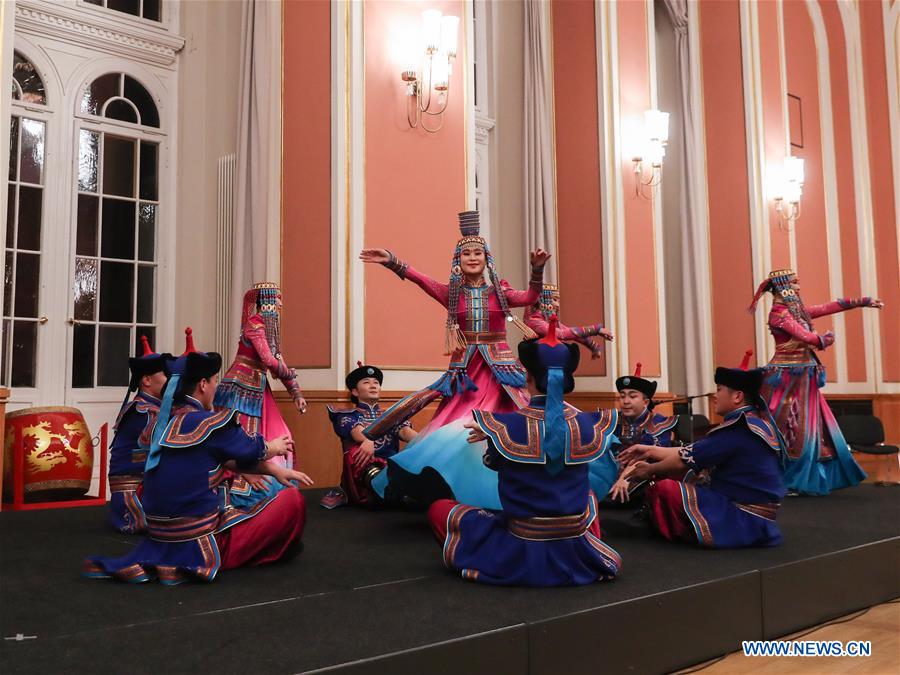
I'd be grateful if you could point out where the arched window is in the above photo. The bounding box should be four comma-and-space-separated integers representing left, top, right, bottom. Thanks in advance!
71, 72, 162, 388
80, 73, 159, 128
11, 51, 46, 105
3, 52, 48, 388
84, 0, 161, 23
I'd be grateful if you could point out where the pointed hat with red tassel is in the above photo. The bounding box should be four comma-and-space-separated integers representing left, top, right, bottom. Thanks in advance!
615, 360, 658, 401
714, 348, 764, 400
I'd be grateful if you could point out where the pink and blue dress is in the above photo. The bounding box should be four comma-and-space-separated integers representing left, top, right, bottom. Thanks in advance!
760, 300, 867, 495
367, 266, 543, 509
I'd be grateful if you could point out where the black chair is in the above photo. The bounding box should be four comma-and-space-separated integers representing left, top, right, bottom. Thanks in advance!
837, 415, 899, 485
837, 415, 899, 455
692, 414, 712, 440
674, 414, 712, 445
674, 415, 692, 445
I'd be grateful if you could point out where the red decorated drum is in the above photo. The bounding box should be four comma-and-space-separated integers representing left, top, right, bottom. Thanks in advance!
3, 406, 94, 502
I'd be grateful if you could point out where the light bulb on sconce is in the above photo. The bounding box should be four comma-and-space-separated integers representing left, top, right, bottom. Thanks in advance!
400, 9, 459, 133
773, 156, 804, 229
632, 109, 669, 199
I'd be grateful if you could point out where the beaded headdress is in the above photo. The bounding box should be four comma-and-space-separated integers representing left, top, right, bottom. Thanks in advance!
748, 269, 811, 328
445, 211, 536, 354
536, 283, 560, 320
241, 281, 283, 359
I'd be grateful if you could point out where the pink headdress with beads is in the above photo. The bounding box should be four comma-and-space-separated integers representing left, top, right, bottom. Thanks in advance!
748, 268, 812, 328
241, 281, 283, 358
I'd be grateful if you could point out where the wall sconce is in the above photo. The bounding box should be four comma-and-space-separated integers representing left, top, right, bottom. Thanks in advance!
632, 109, 669, 199
401, 9, 459, 133
773, 156, 804, 229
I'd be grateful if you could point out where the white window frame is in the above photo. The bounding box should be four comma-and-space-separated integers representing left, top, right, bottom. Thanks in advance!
66, 60, 172, 409
2, 2, 182, 447
3, 44, 56, 400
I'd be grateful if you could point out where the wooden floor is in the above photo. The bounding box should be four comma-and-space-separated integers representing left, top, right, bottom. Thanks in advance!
677, 600, 900, 674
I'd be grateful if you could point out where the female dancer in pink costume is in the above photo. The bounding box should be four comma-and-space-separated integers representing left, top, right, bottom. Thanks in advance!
750, 269, 883, 495
523, 282, 614, 358
215, 282, 307, 504
360, 211, 550, 508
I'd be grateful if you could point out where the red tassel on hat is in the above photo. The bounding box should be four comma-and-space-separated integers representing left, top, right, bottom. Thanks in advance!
739, 349, 753, 370
182, 327, 197, 355
140, 334, 153, 356
539, 315, 561, 347
634, 362, 642, 377
357, 361, 363, 367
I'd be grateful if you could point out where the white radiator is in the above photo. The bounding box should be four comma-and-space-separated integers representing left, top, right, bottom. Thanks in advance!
216, 153, 236, 357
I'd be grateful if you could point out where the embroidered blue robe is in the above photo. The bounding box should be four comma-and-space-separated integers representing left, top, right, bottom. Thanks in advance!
590, 408, 678, 499
673, 405, 786, 548
84, 398, 273, 584
107, 391, 159, 533
327, 402, 409, 459
439, 397, 622, 586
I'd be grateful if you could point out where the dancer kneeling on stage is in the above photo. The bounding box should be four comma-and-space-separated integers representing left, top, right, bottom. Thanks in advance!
321, 362, 417, 508
107, 336, 173, 534
84, 331, 313, 585
592, 362, 678, 506
618, 351, 786, 549
428, 317, 622, 586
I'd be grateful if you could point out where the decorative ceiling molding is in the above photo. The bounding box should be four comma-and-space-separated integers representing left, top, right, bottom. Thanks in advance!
15, 1, 185, 68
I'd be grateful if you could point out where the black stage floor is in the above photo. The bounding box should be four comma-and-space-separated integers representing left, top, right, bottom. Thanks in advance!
1, 485, 898, 675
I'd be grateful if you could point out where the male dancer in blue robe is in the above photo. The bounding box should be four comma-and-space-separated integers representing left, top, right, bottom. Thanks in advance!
107, 336, 173, 533
618, 352, 786, 548
427, 317, 622, 586
85, 329, 312, 584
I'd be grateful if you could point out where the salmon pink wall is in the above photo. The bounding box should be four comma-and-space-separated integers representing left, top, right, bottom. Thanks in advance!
784, 0, 836, 379
860, 0, 900, 382
551, 0, 606, 377
820, 0, 867, 382
618, 0, 661, 377
758, 0, 791, 270
363, 0, 467, 369
282, 0, 332, 368
699, 0, 757, 369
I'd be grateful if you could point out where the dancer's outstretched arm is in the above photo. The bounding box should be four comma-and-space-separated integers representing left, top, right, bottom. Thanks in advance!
525, 313, 607, 359
807, 297, 883, 318
360, 248, 450, 307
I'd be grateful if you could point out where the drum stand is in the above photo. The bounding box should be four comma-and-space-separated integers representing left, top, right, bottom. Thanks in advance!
3, 423, 109, 511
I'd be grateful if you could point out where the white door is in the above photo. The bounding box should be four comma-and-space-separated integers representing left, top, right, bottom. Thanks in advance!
3, 50, 60, 411
64, 73, 165, 447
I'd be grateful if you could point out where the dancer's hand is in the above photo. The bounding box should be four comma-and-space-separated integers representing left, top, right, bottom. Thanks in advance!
271, 465, 314, 487
464, 420, 488, 443
625, 461, 653, 481
359, 249, 390, 264
600, 328, 614, 341
265, 435, 294, 459
868, 298, 884, 309
530, 248, 552, 268
617, 443, 654, 466
353, 440, 376, 469
819, 331, 835, 349
609, 478, 631, 503
294, 397, 308, 414
241, 473, 271, 491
